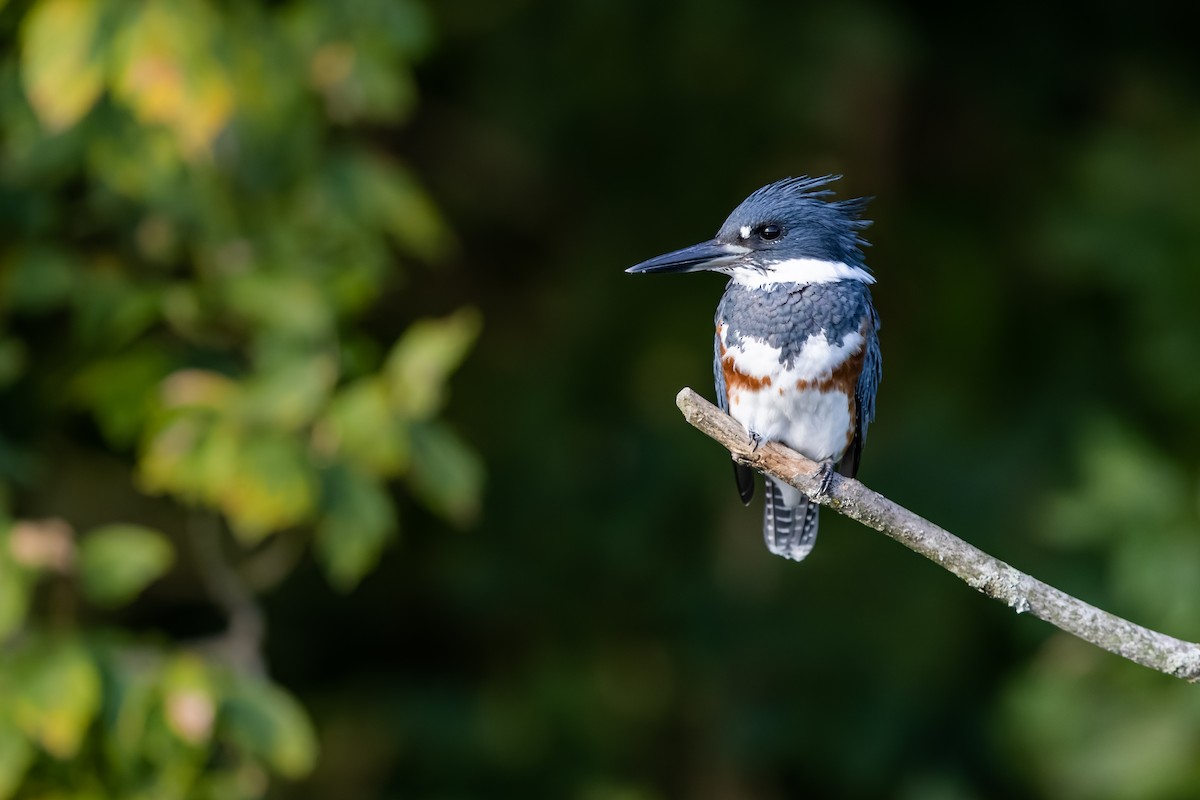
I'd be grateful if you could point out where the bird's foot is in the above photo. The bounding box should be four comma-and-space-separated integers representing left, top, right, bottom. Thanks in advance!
813, 460, 837, 500
748, 429, 765, 452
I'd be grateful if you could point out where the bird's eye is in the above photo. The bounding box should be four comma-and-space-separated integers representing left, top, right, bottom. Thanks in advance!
759, 224, 782, 241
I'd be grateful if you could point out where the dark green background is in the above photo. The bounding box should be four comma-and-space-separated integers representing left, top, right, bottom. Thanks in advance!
285, 3, 1200, 797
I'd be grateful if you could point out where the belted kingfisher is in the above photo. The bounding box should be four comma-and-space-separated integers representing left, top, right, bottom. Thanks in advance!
627, 176, 881, 561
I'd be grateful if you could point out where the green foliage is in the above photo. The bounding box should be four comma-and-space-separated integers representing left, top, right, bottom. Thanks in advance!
0, 0, 477, 796
0, 527, 35, 642
0, 718, 34, 800
223, 677, 319, 781
0, 634, 322, 800
78, 524, 175, 608
387, 308, 482, 419
315, 464, 397, 591
6, 636, 100, 761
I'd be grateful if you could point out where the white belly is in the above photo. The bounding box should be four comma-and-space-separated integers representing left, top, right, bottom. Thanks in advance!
720, 325, 858, 505
729, 383, 851, 463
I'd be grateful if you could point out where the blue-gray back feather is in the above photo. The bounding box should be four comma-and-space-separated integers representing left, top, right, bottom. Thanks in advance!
838, 301, 882, 479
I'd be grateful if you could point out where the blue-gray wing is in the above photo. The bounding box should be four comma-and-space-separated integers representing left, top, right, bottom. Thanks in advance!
715, 325, 755, 504
838, 301, 882, 479
714, 329, 729, 415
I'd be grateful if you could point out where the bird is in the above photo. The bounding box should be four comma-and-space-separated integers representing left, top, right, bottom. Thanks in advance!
626, 176, 881, 561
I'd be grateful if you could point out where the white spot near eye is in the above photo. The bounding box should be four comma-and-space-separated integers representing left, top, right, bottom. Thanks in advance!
739, 225, 751, 239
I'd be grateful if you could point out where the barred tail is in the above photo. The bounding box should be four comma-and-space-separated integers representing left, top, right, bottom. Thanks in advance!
762, 478, 819, 561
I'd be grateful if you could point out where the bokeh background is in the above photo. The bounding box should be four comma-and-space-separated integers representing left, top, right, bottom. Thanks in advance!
2, 0, 1200, 797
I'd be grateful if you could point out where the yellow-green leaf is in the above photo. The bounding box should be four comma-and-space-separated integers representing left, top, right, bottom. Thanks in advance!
138, 413, 217, 505
0, 716, 32, 800
385, 308, 481, 419
73, 348, 173, 447
236, 353, 338, 431
0, 535, 33, 643
218, 434, 317, 543
20, 0, 106, 132
220, 273, 334, 342
111, 0, 233, 158
10, 637, 101, 759
317, 377, 409, 476
78, 524, 175, 608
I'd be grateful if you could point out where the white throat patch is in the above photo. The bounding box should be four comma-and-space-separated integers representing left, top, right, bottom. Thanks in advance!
726, 258, 875, 289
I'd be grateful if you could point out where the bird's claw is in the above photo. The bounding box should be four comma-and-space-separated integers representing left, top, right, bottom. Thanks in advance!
748, 430, 764, 452
813, 460, 836, 500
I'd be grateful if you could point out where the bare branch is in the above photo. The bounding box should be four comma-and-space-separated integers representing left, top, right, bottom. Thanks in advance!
675, 387, 1200, 682
186, 513, 266, 676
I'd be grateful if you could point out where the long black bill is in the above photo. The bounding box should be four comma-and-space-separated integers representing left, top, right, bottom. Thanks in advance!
625, 240, 748, 274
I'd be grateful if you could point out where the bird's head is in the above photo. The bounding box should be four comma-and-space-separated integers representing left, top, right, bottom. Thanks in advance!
626, 175, 874, 288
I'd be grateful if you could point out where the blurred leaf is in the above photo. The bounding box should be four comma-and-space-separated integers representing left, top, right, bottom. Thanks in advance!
315, 464, 397, 591
221, 273, 333, 342
159, 369, 240, 413
73, 348, 173, 447
0, 562, 30, 643
286, 0, 434, 61
0, 246, 77, 313
0, 522, 48, 642
407, 421, 483, 526
236, 353, 338, 431
218, 433, 317, 543
87, 121, 183, 200
192, 763, 271, 800
317, 377, 409, 476
0, 718, 33, 800
71, 266, 162, 349
0, 529, 35, 642
9, 637, 102, 759
111, 0, 233, 158
385, 308, 481, 419
342, 152, 453, 259
138, 413, 220, 505
223, 678, 317, 780
161, 654, 216, 747
20, 0, 106, 132
0, 340, 25, 388
142, 415, 317, 541
287, 0, 434, 124
78, 524, 175, 608
94, 643, 161, 777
